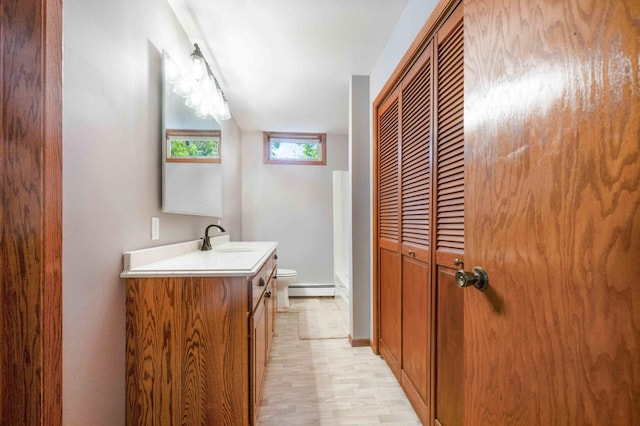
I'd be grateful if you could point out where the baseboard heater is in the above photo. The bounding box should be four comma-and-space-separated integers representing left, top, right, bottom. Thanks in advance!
288, 283, 335, 297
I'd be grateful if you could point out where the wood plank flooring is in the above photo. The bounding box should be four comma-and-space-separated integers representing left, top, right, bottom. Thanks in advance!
257, 297, 421, 425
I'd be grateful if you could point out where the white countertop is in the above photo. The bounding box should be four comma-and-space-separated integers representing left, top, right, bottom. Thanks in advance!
120, 236, 278, 278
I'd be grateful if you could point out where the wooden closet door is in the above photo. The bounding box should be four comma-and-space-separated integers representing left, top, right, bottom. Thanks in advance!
464, 0, 640, 424
399, 44, 433, 424
376, 91, 402, 378
433, 5, 464, 426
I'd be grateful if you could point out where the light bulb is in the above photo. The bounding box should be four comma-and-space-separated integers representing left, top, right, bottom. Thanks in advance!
173, 76, 191, 97
186, 91, 203, 109
202, 75, 215, 95
190, 56, 206, 82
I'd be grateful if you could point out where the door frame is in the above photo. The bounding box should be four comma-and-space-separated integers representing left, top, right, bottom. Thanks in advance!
1, 0, 63, 423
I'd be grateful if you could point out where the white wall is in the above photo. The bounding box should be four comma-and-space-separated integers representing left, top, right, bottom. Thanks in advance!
349, 75, 372, 342
332, 170, 350, 289
241, 132, 348, 283
370, 0, 440, 100
63, 0, 242, 424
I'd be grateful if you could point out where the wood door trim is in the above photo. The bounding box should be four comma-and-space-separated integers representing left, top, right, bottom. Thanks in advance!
1, 0, 63, 423
348, 337, 371, 347
43, 0, 63, 422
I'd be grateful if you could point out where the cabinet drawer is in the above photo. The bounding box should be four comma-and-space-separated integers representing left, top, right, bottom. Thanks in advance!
249, 251, 277, 312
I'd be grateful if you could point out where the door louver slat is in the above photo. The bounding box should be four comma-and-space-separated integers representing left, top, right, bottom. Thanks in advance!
378, 99, 399, 241
436, 19, 464, 253
401, 55, 432, 249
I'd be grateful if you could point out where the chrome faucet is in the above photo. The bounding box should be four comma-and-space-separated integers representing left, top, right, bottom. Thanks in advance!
201, 224, 226, 251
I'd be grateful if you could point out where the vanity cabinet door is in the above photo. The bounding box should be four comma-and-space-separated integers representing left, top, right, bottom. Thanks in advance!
266, 280, 275, 355
126, 276, 250, 426
251, 295, 267, 424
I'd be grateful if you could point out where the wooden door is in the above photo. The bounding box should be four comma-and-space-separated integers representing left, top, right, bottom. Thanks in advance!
376, 91, 402, 378
399, 43, 433, 423
433, 5, 464, 426
464, 0, 640, 424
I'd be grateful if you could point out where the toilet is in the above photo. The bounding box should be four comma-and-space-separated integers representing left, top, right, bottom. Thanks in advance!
275, 268, 297, 309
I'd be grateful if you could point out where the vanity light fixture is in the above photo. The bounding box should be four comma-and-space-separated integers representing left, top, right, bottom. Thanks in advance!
167, 43, 231, 121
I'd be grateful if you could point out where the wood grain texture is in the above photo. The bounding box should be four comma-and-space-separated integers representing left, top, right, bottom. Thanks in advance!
465, 0, 640, 424
373, 4, 463, 425
401, 46, 432, 253
378, 95, 401, 241
126, 276, 250, 426
252, 295, 266, 424
435, 6, 465, 255
378, 247, 401, 379
434, 266, 463, 426
181, 277, 248, 425
432, 6, 464, 426
401, 257, 431, 424
42, 0, 63, 422
1, 0, 63, 423
399, 40, 434, 426
376, 88, 403, 378
126, 279, 181, 425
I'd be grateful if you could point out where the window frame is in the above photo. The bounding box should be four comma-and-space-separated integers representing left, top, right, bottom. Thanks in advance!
165, 129, 222, 163
263, 131, 327, 165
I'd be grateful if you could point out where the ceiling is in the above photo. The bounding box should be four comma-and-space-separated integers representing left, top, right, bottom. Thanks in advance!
166, 0, 408, 134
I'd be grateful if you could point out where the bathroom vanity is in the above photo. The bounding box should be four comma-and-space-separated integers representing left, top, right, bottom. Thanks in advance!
121, 236, 277, 425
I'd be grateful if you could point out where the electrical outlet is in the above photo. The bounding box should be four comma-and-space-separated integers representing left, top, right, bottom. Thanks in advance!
151, 217, 160, 240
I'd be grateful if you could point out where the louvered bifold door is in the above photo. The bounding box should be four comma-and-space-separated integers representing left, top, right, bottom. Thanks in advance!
433, 4, 465, 426
401, 46, 432, 264
376, 91, 402, 378
398, 44, 433, 424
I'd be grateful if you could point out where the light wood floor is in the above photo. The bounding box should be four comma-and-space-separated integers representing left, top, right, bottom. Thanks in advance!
257, 297, 421, 425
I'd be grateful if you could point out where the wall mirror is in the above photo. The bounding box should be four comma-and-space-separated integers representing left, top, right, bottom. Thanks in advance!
161, 51, 223, 217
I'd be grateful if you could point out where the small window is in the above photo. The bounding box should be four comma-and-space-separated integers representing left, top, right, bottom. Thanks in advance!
263, 131, 326, 165
166, 129, 221, 163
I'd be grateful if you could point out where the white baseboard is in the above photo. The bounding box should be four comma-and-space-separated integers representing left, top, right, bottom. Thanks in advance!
334, 284, 349, 303
289, 283, 335, 297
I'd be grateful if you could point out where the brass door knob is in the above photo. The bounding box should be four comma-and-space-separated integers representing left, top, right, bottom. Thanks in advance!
455, 266, 488, 291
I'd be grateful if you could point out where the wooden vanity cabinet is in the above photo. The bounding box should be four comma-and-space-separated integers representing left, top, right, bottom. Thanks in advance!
125, 251, 277, 426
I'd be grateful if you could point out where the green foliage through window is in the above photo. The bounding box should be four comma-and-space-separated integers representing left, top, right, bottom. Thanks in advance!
170, 138, 219, 158
269, 140, 319, 160
264, 132, 326, 165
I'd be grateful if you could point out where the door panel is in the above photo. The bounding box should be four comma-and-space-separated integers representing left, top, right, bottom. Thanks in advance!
377, 91, 402, 377
435, 267, 463, 426
379, 247, 401, 377
399, 38, 433, 424
401, 257, 430, 413
464, 0, 640, 424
